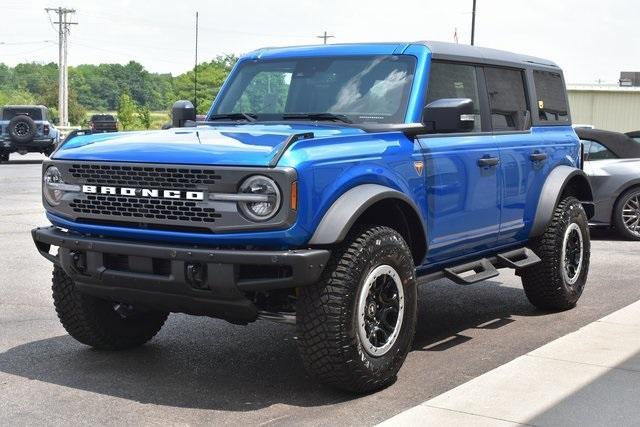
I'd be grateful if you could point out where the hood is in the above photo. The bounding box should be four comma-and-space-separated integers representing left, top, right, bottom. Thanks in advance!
53, 124, 364, 166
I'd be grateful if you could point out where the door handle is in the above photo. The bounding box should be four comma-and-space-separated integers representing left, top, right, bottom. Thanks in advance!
530, 151, 548, 162
477, 156, 499, 167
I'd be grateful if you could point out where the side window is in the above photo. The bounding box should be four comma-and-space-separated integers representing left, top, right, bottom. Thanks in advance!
425, 62, 481, 132
484, 67, 530, 131
583, 140, 617, 161
534, 70, 569, 122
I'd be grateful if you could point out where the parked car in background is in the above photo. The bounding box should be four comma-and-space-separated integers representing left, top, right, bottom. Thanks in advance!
626, 131, 640, 143
0, 105, 59, 162
89, 114, 118, 132
576, 128, 640, 240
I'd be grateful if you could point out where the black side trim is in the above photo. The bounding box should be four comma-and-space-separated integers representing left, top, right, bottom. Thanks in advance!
269, 132, 314, 167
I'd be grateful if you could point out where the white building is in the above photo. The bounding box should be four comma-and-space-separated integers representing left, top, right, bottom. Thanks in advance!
567, 84, 640, 133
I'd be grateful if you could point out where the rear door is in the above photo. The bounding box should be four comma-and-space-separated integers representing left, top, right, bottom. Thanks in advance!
418, 61, 501, 264
483, 66, 549, 245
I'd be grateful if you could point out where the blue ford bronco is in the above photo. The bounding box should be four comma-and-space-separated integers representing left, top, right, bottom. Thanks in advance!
33, 41, 593, 393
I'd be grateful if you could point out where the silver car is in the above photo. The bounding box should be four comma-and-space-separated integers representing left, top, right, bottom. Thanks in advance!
576, 128, 640, 240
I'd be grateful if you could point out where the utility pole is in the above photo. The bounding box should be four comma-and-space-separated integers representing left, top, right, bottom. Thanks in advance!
316, 31, 334, 45
470, 0, 477, 46
194, 11, 199, 112
45, 7, 77, 127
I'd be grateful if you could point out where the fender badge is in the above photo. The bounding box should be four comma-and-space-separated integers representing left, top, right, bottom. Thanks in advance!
414, 161, 424, 176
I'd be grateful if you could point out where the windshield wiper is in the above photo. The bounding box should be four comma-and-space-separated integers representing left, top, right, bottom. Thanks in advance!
282, 113, 353, 124
208, 113, 257, 122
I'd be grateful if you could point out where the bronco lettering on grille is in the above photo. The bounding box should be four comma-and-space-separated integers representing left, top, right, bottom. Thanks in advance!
81, 185, 204, 201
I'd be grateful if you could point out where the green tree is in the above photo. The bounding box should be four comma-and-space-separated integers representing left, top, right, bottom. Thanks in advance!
138, 105, 152, 129
173, 55, 237, 114
117, 92, 138, 130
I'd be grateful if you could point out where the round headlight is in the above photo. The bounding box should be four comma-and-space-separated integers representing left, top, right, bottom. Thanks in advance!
238, 175, 281, 221
43, 166, 65, 206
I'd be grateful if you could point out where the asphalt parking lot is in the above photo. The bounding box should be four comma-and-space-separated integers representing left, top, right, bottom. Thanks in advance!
2, 154, 640, 426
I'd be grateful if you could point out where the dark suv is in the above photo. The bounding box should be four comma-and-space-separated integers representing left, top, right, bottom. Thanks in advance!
89, 114, 118, 133
0, 105, 59, 161
33, 41, 593, 393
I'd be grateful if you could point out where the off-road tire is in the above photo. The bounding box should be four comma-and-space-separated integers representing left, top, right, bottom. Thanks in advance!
521, 196, 590, 311
296, 226, 417, 393
8, 115, 37, 143
52, 266, 169, 350
612, 187, 640, 241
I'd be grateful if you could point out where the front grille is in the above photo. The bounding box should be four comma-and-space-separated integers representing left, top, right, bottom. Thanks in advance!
51, 160, 296, 233
68, 163, 221, 190
69, 194, 221, 223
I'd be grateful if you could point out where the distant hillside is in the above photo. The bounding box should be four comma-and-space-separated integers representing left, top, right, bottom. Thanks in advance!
0, 55, 236, 125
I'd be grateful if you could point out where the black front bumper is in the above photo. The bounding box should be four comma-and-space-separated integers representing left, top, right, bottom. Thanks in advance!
32, 226, 330, 323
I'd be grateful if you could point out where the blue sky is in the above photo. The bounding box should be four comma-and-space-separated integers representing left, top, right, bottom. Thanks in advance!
1, 0, 638, 84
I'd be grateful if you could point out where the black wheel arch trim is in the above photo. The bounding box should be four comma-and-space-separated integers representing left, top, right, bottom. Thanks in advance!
530, 165, 594, 238
309, 184, 428, 246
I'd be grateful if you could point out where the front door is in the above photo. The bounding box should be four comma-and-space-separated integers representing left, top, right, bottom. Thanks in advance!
418, 61, 501, 264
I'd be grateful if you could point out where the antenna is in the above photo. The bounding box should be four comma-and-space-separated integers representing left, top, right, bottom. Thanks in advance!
194, 11, 199, 112
471, 0, 477, 46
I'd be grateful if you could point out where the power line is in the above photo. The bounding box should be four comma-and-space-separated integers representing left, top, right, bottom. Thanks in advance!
316, 31, 334, 45
45, 7, 77, 127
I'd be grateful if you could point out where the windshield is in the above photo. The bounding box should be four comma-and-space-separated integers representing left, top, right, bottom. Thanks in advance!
213, 55, 416, 124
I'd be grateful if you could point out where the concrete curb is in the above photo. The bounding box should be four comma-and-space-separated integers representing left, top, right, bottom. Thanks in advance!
379, 300, 640, 426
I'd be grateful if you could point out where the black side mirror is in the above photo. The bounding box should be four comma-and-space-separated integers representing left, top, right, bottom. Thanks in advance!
171, 100, 196, 128
423, 98, 475, 133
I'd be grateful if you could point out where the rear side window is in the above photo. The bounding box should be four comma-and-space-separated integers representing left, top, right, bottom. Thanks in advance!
484, 67, 530, 131
534, 70, 569, 123
425, 62, 481, 132
581, 139, 618, 161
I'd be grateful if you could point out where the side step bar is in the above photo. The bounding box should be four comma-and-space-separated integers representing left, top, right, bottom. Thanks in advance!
441, 247, 541, 286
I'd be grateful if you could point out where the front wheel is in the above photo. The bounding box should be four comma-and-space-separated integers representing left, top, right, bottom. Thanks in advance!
521, 196, 590, 311
52, 266, 169, 350
296, 226, 417, 393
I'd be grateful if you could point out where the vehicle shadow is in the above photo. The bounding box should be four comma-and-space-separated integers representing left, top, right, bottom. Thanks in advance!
589, 227, 627, 242
0, 279, 540, 411
412, 278, 544, 352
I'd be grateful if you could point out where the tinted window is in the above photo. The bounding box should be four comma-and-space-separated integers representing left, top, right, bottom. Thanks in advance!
425, 62, 481, 132
216, 55, 416, 124
2, 107, 43, 121
534, 70, 569, 122
582, 139, 617, 161
484, 67, 530, 131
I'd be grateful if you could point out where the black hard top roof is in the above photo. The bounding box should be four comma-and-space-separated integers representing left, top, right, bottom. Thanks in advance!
420, 41, 560, 70
575, 128, 640, 159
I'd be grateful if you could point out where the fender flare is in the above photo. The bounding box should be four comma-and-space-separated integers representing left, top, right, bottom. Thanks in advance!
529, 166, 594, 238
309, 184, 426, 245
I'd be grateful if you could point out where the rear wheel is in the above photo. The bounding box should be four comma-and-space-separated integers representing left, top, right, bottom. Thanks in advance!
52, 266, 169, 350
613, 187, 640, 241
521, 196, 590, 311
296, 226, 417, 393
